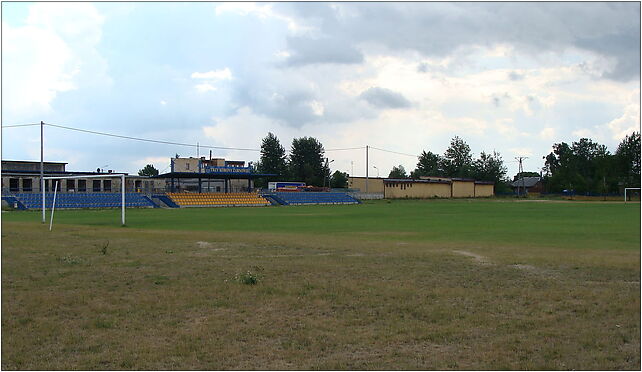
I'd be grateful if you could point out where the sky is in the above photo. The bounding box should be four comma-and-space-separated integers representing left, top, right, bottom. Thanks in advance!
2, 2, 640, 178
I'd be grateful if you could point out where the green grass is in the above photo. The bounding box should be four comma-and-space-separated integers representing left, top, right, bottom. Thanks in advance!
2, 199, 640, 369
5, 199, 640, 250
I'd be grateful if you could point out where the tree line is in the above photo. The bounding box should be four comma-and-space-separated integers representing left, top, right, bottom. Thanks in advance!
253, 133, 509, 190
543, 132, 640, 194
138, 131, 640, 194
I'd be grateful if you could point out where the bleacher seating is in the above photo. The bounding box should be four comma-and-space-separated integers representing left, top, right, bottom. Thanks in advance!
1, 194, 27, 210
12, 193, 157, 209
269, 192, 360, 206
166, 192, 271, 207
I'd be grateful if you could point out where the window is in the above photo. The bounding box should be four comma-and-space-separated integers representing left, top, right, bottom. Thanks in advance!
103, 180, 112, 192
67, 179, 75, 192
93, 180, 101, 192
216, 186, 221, 192
22, 178, 33, 192
186, 163, 190, 170
78, 180, 87, 192
135, 180, 142, 192
9, 178, 19, 192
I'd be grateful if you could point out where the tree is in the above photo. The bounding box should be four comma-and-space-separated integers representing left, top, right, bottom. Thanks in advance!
543, 138, 621, 194
256, 132, 287, 187
443, 136, 473, 177
615, 132, 641, 188
138, 164, 159, 177
289, 137, 326, 186
258, 133, 287, 176
472, 151, 507, 184
388, 165, 408, 179
330, 171, 349, 188
412, 151, 444, 178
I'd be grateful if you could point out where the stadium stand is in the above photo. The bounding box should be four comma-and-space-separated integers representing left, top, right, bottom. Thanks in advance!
166, 192, 271, 207
1, 194, 27, 210
12, 192, 157, 209
268, 192, 360, 206
152, 194, 180, 208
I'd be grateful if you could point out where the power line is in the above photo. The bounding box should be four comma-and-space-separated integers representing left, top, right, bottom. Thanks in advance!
2, 123, 40, 128
44, 123, 261, 152
325, 146, 365, 152
369, 146, 418, 158
4, 122, 422, 159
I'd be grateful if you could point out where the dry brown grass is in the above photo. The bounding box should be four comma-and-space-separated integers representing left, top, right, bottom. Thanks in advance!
2, 221, 640, 370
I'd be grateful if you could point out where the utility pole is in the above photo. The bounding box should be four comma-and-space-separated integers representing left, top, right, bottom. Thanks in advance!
515, 156, 528, 198
41, 120, 45, 223
365, 145, 369, 193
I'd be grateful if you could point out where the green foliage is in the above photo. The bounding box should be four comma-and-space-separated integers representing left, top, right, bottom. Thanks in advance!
388, 165, 408, 179
443, 136, 473, 178
58, 255, 82, 265
544, 137, 627, 194
257, 132, 288, 187
288, 137, 326, 186
100, 241, 109, 255
234, 266, 263, 285
330, 171, 349, 188
472, 151, 507, 183
615, 132, 641, 187
412, 151, 445, 178
138, 164, 159, 177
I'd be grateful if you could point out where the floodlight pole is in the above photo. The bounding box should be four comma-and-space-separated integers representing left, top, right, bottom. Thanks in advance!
121, 174, 125, 226
41, 120, 45, 223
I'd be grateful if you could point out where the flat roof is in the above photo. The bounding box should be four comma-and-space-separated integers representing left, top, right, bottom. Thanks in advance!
384, 178, 451, 184
2, 159, 68, 164
348, 176, 386, 180
155, 171, 277, 180
1, 170, 130, 176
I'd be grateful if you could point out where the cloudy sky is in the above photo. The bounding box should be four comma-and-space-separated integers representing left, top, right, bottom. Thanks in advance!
2, 2, 640, 178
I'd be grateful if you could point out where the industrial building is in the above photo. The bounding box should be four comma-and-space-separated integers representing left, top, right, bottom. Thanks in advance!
348, 175, 494, 199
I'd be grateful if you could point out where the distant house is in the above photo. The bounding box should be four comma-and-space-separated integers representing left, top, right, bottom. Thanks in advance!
510, 177, 543, 194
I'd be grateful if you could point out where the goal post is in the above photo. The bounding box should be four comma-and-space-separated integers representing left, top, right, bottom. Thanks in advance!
43, 173, 127, 226
624, 187, 641, 203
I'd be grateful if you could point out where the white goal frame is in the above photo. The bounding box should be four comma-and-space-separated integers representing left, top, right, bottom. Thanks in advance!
43, 174, 127, 226
624, 187, 641, 203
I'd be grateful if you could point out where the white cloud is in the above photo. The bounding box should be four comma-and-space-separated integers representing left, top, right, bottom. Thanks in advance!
195, 83, 217, 93
539, 127, 555, 140
214, 2, 311, 34
160, 100, 167, 106
606, 103, 640, 141
191, 68, 233, 80
308, 100, 325, 116
2, 3, 107, 119
191, 68, 232, 93
133, 156, 170, 172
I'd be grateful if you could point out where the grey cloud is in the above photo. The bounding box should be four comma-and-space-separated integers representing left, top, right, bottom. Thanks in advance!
284, 36, 363, 66
509, 71, 524, 81
283, 2, 639, 81
360, 87, 412, 109
417, 63, 429, 73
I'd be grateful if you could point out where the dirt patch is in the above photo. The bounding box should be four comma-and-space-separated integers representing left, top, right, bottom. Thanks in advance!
452, 250, 493, 265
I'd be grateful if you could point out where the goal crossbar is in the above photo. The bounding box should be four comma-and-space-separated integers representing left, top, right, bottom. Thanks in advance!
43, 174, 127, 226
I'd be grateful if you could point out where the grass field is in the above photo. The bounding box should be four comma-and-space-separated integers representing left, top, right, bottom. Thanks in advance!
2, 199, 640, 369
